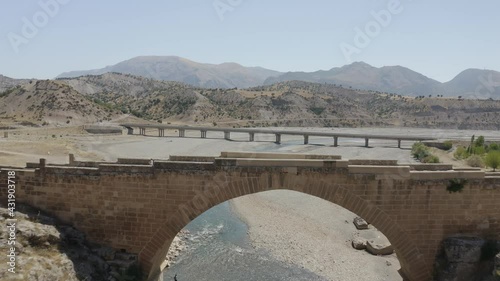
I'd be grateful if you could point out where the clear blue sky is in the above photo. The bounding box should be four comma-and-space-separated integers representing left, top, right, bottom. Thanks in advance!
1, 0, 499, 82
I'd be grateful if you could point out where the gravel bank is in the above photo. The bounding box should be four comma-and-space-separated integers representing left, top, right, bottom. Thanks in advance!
231, 190, 403, 281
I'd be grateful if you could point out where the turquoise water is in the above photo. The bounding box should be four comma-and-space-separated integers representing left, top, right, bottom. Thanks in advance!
162, 201, 327, 281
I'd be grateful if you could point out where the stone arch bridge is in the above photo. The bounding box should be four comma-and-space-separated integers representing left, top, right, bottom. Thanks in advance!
1, 152, 499, 281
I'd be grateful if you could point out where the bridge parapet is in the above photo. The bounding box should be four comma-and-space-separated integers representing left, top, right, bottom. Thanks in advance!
6, 153, 499, 183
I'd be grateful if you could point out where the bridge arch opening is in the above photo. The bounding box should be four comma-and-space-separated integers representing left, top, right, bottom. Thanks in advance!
139, 175, 429, 281
160, 190, 403, 281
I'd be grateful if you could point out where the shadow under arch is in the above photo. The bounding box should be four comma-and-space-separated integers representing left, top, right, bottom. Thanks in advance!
139, 174, 429, 281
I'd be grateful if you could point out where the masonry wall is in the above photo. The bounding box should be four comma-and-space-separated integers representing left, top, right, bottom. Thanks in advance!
0, 162, 499, 281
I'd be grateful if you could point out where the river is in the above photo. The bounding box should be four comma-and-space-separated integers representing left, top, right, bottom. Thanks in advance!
162, 201, 327, 281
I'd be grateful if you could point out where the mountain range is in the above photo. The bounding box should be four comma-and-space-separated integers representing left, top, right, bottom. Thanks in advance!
55, 56, 500, 99
58, 56, 281, 89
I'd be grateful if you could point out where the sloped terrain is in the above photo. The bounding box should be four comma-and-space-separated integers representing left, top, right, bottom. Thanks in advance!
0, 80, 124, 126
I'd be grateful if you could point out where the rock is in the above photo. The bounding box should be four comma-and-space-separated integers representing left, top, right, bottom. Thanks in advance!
366, 238, 394, 255
443, 236, 485, 263
17, 220, 61, 246
352, 237, 367, 250
60, 225, 86, 245
435, 236, 499, 281
495, 253, 500, 279
353, 217, 369, 230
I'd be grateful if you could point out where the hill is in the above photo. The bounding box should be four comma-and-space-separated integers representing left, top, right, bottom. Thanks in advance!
0, 80, 125, 126
2, 74, 500, 130
0, 75, 31, 92
57, 56, 282, 89
55, 74, 500, 130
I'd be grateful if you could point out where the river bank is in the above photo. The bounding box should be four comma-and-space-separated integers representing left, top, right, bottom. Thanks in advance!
230, 190, 403, 281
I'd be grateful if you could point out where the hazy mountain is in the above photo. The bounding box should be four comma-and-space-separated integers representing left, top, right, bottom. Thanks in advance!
440, 68, 500, 98
56, 58, 500, 99
57, 56, 282, 89
264, 62, 441, 96
265, 62, 500, 99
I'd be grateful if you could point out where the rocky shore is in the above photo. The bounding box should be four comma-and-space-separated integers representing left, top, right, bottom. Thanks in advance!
0, 205, 141, 281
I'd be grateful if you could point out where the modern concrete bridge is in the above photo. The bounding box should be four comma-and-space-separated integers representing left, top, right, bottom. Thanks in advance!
1, 152, 499, 281
120, 124, 436, 148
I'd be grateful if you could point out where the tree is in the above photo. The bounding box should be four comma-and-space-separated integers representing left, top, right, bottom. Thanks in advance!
485, 151, 500, 171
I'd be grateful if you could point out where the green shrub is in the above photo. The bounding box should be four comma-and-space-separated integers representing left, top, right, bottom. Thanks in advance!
423, 155, 440, 163
485, 151, 500, 171
442, 140, 453, 150
475, 136, 485, 147
447, 178, 467, 193
473, 145, 486, 155
466, 155, 484, 168
454, 146, 469, 160
412, 142, 431, 160
488, 143, 499, 151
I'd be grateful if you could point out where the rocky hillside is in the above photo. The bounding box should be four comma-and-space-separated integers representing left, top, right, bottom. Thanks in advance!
57, 56, 282, 89
2, 74, 500, 130
0, 204, 143, 281
63, 76, 499, 130
0, 80, 125, 126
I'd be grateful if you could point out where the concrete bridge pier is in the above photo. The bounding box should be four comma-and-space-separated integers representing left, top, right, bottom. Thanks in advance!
224, 131, 231, 140
158, 129, 165, 137
365, 138, 369, 147
304, 135, 309, 144
201, 130, 207, 138
178, 129, 185, 138
334, 136, 339, 147
139, 128, 146, 136
398, 139, 402, 148
249, 133, 255, 142
275, 133, 281, 144
126, 127, 134, 135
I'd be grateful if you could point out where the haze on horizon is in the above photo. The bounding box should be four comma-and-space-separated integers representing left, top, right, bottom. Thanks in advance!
1, 0, 499, 82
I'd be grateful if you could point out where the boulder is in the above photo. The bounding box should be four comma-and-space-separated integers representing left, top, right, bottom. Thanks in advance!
352, 237, 367, 250
353, 217, 369, 230
366, 238, 394, 255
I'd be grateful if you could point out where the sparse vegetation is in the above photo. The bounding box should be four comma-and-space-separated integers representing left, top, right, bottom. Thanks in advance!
485, 151, 500, 171
412, 142, 440, 163
442, 140, 453, 150
466, 155, 484, 168
447, 178, 467, 193
3, 74, 500, 128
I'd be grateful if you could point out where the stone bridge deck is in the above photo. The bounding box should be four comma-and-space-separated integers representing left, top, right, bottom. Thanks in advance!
1, 152, 499, 281
120, 124, 436, 148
